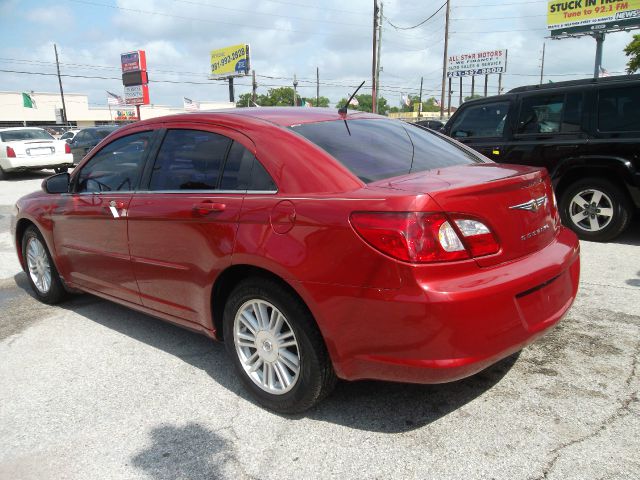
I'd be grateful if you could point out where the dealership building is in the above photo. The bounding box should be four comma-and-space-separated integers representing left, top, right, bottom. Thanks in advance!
0, 91, 234, 129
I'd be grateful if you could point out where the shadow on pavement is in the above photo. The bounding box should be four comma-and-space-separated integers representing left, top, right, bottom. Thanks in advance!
612, 219, 640, 247
12, 273, 519, 434
131, 423, 234, 480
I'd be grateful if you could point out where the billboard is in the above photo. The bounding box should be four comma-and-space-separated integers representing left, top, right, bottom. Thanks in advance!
548, 0, 640, 36
210, 44, 250, 77
114, 109, 138, 121
121, 51, 147, 72
447, 49, 507, 77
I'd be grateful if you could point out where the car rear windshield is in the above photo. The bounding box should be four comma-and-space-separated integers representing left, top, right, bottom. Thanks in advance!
94, 128, 117, 139
0, 129, 54, 142
290, 119, 481, 183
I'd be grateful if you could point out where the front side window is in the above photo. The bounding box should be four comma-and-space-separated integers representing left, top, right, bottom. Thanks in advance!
598, 86, 640, 132
292, 119, 480, 183
149, 129, 232, 191
517, 95, 564, 134
449, 102, 510, 139
75, 131, 153, 193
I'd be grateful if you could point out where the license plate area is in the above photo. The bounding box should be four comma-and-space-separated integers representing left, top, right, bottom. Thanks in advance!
27, 147, 54, 156
515, 271, 573, 332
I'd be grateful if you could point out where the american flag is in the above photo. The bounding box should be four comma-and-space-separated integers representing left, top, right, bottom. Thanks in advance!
106, 91, 125, 106
183, 97, 200, 111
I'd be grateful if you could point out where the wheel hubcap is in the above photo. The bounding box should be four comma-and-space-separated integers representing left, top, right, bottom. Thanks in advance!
233, 299, 300, 395
568, 189, 614, 232
26, 237, 52, 294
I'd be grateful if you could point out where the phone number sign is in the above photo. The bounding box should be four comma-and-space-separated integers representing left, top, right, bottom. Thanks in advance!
447, 49, 507, 78
210, 44, 250, 77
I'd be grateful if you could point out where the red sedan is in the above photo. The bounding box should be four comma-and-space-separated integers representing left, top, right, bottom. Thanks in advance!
12, 108, 580, 413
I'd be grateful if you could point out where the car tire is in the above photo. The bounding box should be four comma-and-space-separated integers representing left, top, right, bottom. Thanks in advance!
223, 277, 336, 413
21, 226, 67, 304
559, 178, 632, 242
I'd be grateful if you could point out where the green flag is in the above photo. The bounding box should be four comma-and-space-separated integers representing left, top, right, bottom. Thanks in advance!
22, 92, 36, 108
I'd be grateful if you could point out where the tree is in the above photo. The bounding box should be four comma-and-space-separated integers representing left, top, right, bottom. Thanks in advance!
464, 94, 483, 102
624, 34, 640, 73
306, 96, 331, 107
336, 94, 390, 115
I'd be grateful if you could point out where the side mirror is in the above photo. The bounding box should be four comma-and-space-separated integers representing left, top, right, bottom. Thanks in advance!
42, 172, 70, 194
65, 138, 72, 144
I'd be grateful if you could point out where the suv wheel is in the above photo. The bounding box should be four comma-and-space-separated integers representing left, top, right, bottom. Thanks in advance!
223, 278, 336, 413
559, 178, 632, 242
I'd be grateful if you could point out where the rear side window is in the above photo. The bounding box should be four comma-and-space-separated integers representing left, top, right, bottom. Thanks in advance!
292, 119, 480, 183
76, 131, 153, 193
149, 130, 232, 190
449, 102, 509, 139
598, 86, 640, 132
516, 93, 583, 135
221, 142, 276, 191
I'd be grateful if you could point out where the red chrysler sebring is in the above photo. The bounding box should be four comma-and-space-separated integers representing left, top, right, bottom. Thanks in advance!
11, 108, 580, 413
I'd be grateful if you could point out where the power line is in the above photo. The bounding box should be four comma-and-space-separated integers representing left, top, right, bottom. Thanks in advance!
384, 1, 447, 30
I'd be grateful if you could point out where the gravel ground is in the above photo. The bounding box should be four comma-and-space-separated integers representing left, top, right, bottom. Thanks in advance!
1, 171, 638, 480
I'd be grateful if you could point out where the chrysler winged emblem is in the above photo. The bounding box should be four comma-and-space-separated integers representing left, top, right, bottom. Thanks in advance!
509, 195, 547, 213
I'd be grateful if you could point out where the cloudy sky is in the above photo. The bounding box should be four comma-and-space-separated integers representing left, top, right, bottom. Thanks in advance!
0, 0, 637, 109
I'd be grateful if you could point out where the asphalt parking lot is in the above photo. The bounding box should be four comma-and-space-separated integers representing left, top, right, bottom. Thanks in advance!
1, 171, 638, 480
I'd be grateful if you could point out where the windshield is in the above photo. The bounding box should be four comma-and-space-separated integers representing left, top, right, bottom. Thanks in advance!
0, 129, 54, 142
291, 119, 482, 183
94, 128, 118, 139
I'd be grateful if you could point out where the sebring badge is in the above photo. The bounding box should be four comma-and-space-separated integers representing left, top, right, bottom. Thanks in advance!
509, 195, 547, 213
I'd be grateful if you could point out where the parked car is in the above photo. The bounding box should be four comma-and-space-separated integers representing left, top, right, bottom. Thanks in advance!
12, 108, 580, 412
443, 74, 640, 242
414, 119, 445, 131
0, 127, 74, 178
59, 129, 80, 143
69, 125, 119, 164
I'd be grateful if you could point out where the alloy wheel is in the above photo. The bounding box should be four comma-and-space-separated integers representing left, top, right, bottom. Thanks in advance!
233, 299, 301, 395
26, 237, 52, 294
568, 188, 614, 232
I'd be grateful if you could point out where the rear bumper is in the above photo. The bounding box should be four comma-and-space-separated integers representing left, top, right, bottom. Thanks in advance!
1, 154, 74, 171
303, 226, 580, 384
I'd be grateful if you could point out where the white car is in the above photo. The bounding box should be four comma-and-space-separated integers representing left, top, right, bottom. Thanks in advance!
0, 127, 74, 178
59, 129, 80, 142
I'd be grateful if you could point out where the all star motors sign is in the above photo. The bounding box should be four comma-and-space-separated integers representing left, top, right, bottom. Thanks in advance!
447, 49, 507, 77
548, 0, 640, 36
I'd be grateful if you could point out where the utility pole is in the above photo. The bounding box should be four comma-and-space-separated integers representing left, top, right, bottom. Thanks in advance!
53, 44, 68, 124
251, 70, 257, 105
484, 75, 488, 97
593, 32, 605, 78
228, 77, 234, 103
540, 42, 546, 84
375, 2, 383, 113
471, 76, 475, 97
372, 0, 379, 114
447, 77, 452, 116
418, 76, 423, 117
316, 67, 320, 107
293, 73, 298, 106
459, 77, 462, 106
439, 0, 451, 118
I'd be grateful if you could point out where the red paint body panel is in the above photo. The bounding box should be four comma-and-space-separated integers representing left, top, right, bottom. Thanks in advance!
13, 108, 581, 386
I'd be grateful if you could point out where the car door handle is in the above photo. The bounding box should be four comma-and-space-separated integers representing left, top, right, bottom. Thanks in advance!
193, 202, 226, 215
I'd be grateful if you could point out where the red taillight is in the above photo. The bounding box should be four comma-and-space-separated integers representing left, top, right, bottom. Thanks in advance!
6, 146, 16, 158
64, 142, 71, 154
451, 218, 500, 257
350, 212, 499, 264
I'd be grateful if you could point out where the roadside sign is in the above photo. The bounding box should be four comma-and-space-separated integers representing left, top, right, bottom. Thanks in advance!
447, 49, 507, 77
124, 85, 150, 106
121, 51, 147, 72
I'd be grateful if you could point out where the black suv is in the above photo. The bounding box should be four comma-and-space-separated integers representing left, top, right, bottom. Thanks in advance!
443, 75, 640, 242
69, 126, 119, 164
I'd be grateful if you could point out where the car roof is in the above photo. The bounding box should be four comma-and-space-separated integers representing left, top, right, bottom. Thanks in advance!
0, 127, 47, 132
136, 107, 383, 129
79, 126, 119, 131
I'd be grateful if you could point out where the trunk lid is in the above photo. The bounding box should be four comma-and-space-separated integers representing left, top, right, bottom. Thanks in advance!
6, 140, 61, 158
371, 163, 559, 267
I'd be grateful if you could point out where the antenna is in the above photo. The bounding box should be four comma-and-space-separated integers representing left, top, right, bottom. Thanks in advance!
339, 81, 366, 115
